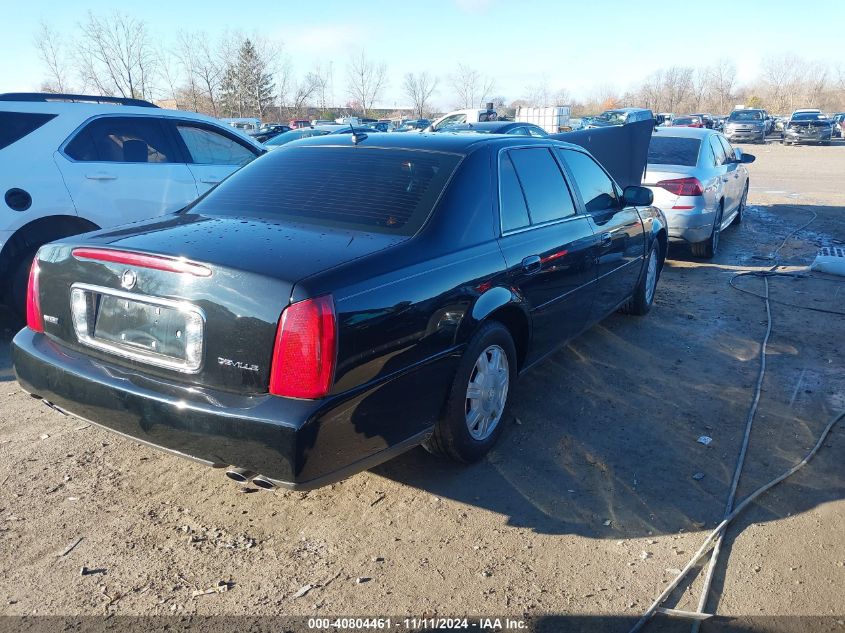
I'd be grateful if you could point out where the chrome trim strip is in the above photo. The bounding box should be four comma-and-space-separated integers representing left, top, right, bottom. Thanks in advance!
69, 283, 206, 374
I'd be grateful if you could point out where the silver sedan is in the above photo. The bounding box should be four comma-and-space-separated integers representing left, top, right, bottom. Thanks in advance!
643, 127, 755, 258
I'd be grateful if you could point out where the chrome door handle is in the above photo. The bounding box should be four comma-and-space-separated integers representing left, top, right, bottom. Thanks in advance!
521, 255, 541, 274
600, 232, 612, 247
85, 173, 117, 180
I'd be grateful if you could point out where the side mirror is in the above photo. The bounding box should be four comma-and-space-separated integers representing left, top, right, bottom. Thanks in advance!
734, 148, 755, 164
623, 185, 654, 207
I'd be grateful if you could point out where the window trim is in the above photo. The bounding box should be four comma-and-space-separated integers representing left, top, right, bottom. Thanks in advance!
496, 144, 586, 237
59, 113, 186, 165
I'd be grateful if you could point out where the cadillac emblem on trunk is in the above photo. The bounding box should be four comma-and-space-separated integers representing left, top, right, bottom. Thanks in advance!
121, 270, 137, 290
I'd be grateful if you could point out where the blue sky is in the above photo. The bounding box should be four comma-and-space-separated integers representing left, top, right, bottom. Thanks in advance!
1, 0, 842, 109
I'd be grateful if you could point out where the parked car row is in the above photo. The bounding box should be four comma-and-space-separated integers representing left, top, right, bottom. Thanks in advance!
4, 92, 671, 493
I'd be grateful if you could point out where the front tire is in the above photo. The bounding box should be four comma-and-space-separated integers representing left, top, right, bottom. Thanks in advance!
424, 321, 516, 463
621, 243, 660, 316
691, 203, 723, 259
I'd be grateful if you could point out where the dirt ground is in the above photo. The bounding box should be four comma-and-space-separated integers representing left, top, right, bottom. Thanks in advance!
1, 139, 843, 633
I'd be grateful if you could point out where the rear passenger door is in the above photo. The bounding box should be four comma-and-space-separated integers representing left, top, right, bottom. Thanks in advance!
558, 148, 645, 322
56, 116, 198, 227
496, 146, 599, 362
708, 134, 734, 214
170, 121, 261, 194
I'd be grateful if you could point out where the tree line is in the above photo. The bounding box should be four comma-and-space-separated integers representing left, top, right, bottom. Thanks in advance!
35, 12, 845, 121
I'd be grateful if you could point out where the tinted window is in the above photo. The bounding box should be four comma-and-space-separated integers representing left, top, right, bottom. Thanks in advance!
709, 136, 727, 166
0, 111, 56, 150
509, 148, 576, 224
648, 136, 701, 166
508, 127, 529, 136
499, 153, 530, 232
190, 147, 461, 236
65, 116, 178, 163
527, 126, 548, 138
176, 124, 256, 165
559, 149, 618, 213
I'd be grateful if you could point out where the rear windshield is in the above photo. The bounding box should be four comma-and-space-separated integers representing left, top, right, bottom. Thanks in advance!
0, 111, 56, 150
728, 110, 762, 121
189, 146, 462, 235
672, 117, 694, 125
648, 136, 701, 166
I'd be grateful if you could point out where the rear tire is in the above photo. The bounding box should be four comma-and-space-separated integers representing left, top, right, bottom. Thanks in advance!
621, 243, 660, 316
691, 204, 723, 259
424, 321, 516, 463
8, 249, 37, 321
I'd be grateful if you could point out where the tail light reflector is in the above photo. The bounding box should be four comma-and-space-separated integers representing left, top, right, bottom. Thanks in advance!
71, 248, 212, 277
657, 177, 704, 197
269, 296, 336, 399
26, 258, 44, 333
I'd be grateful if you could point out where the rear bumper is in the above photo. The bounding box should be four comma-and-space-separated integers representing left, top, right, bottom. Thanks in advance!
12, 329, 448, 489
650, 199, 715, 244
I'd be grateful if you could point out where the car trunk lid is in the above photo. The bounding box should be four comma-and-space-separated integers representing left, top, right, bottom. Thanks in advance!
35, 214, 405, 394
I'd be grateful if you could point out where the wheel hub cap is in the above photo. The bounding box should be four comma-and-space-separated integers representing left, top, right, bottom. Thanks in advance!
465, 345, 509, 441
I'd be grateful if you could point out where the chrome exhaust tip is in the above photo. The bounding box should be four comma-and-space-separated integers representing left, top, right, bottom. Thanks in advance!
251, 475, 278, 491
225, 467, 256, 483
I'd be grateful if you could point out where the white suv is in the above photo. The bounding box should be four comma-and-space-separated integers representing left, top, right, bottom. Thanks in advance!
0, 93, 264, 316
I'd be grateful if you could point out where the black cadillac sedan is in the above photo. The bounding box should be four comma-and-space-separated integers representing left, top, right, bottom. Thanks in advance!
12, 133, 667, 491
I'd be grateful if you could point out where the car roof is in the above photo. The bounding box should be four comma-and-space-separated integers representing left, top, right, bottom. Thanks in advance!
440, 121, 528, 131
286, 131, 580, 154
652, 127, 714, 139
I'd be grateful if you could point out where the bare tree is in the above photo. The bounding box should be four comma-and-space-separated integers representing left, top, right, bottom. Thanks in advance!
311, 63, 332, 112
346, 50, 387, 116
35, 21, 71, 93
449, 63, 495, 109
403, 72, 438, 118
75, 11, 158, 99
707, 58, 736, 113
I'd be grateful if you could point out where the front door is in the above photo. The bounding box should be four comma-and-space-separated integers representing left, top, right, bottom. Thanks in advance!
557, 148, 646, 321
495, 146, 598, 363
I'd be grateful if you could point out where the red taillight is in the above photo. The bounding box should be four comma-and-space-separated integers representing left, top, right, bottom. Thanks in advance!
26, 258, 44, 333
71, 248, 212, 277
657, 177, 704, 197
269, 296, 336, 399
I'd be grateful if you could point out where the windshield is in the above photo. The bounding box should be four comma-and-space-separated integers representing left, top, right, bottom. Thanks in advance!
189, 147, 462, 236
594, 111, 628, 125
672, 117, 695, 125
728, 111, 763, 121
792, 112, 826, 121
648, 136, 701, 167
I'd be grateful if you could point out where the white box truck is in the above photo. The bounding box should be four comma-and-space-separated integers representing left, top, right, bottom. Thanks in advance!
515, 106, 571, 134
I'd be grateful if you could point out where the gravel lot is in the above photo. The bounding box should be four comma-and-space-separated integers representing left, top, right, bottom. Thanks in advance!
1, 140, 843, 632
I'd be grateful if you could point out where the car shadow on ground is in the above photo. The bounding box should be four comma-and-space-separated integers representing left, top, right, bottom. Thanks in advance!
374, 205, 845, 539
